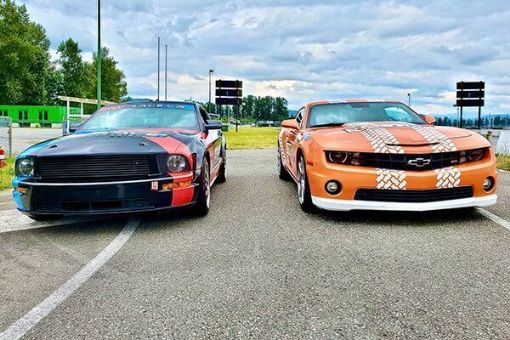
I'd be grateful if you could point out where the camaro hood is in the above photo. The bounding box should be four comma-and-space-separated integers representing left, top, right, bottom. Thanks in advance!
309, 122, 489, 153
19, 129, 201, 158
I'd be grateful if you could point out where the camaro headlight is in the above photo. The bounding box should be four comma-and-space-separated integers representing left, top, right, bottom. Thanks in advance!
166, 155, 189, 172
459, 148, 486, 164
16, 158, 34, 176
326, 151, 365, 166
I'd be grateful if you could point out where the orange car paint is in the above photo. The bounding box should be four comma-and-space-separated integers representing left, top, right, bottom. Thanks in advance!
279, 100, 497, 209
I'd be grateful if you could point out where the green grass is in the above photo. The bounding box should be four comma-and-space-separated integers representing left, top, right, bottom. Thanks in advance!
497, 154, 510, 171
0, 157, 15, 191
224, 127, 279, 149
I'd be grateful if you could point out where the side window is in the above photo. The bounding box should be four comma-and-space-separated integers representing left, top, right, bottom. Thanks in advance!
199, 107, 210, 124
295, 108, 305, 127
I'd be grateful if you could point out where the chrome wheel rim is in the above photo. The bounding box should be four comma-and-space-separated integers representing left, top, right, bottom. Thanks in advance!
298, 157, 305, 204
204, 162, 210, 208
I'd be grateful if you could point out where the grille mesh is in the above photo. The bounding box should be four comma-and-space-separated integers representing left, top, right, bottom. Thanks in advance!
354, 187, 474, 203
362, 152, 462, 171
37, 155, 152, 182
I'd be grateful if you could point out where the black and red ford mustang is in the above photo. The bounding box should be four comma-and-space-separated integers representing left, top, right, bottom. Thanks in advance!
12, 101, 226, 220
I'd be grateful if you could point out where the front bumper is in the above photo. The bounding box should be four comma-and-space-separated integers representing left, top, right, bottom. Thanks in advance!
312, 194, 497, 212
12, 175, 197, 216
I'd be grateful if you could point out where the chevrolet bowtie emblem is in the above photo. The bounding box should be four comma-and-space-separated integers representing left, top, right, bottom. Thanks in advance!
407, 157, 431, 167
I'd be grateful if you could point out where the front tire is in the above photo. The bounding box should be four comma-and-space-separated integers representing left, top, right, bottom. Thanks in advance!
216, 150, 227, 184
190, 158, 211, 217
278, 144, 291, 180
297, 154, 315, 213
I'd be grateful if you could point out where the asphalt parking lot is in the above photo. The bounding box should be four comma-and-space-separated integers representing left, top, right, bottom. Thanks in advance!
1, 149, 510, 339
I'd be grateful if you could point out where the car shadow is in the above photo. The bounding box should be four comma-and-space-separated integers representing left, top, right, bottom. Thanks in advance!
309, 207, 483, 228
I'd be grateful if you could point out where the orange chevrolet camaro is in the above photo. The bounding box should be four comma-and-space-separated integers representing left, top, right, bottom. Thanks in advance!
278, 100, 497, 212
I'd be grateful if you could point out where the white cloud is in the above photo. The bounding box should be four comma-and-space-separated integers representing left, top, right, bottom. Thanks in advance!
22, 0, 510, 113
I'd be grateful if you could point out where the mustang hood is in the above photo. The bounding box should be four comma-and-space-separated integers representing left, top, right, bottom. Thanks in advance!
309, 122, 489, 153
20, 129, 201, 158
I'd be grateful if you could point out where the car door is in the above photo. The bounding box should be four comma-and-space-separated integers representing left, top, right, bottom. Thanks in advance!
199, 106, 222, 174
285, 108, 304, 179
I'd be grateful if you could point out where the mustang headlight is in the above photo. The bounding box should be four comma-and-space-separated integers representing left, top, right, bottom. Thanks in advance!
16, 158, 34, 176
166, 155, 189, 173
326, 151, 365, 166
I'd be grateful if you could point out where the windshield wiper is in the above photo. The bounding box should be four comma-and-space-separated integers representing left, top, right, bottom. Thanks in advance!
311, 122, 346, 128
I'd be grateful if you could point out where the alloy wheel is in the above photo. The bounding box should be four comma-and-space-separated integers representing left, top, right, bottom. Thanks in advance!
298, 157, 306, 204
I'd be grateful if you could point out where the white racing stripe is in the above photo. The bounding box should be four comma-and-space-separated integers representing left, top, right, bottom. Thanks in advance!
0, 217, 140, 340
477, 208, 510, 232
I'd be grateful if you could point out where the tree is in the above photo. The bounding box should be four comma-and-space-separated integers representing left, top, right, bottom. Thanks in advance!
0, 0, 52, 104
45, 61, 63, 105
85, 47, 127, 103
273, 97, 289, 121
57, 38, 86, 98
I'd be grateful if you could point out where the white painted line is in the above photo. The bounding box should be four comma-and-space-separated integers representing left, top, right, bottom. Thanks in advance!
477, 208, 510, 232
0, 209, 108, 234
0, 216, 140, 340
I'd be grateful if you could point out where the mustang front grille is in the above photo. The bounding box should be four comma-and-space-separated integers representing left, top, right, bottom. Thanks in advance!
354, 187, 474, 203
36, 155, 155, 182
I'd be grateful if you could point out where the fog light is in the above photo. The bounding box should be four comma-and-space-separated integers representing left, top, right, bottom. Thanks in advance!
325, 180, 341, 195
483, 177, 495, 192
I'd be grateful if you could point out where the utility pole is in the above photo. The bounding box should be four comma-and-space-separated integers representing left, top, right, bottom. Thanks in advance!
165, 44, 168, 100
96, 0, 101, 110
208, 69, 214, 111
157, 37, 160, 101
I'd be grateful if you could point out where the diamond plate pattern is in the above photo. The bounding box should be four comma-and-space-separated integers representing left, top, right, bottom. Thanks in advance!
376, 169, 407, 190
434, 167, 461, 188
344, 124, 404, 154
414, 126, 457, 153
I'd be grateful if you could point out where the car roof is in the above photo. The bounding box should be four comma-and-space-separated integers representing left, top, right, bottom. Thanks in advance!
108, 100, 198, 106
305, 99, 404, 108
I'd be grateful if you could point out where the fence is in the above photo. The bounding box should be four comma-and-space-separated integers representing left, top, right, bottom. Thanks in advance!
0, 117, 12, 157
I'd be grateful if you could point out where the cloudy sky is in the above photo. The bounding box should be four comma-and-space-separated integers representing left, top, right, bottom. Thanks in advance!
23, 0, 510, 113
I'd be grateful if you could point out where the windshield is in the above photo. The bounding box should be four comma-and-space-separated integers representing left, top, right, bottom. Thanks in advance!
78, 103, 199, 132
308, 102, 425, 127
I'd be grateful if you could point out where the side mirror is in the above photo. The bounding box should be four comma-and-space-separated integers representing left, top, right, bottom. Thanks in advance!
63, 122, 81, 135
422, 114, 436, 125
69, 125, 80, 133
282, 119, 299, 130
205, 120, 223, 131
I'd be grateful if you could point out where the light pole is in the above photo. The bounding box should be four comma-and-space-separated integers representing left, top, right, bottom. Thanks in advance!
96, 0, 101, 110
157, 37, 160, 101
165, 44, 168, 100
208, 69, 214, 112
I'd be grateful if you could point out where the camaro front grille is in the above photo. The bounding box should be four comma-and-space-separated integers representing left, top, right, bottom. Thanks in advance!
361, 152, 462, 171
37, 155, 153, 182
354, 187, 474, 203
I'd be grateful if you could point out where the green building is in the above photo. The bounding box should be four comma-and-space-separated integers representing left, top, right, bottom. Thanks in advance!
0, 105, 81, 127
